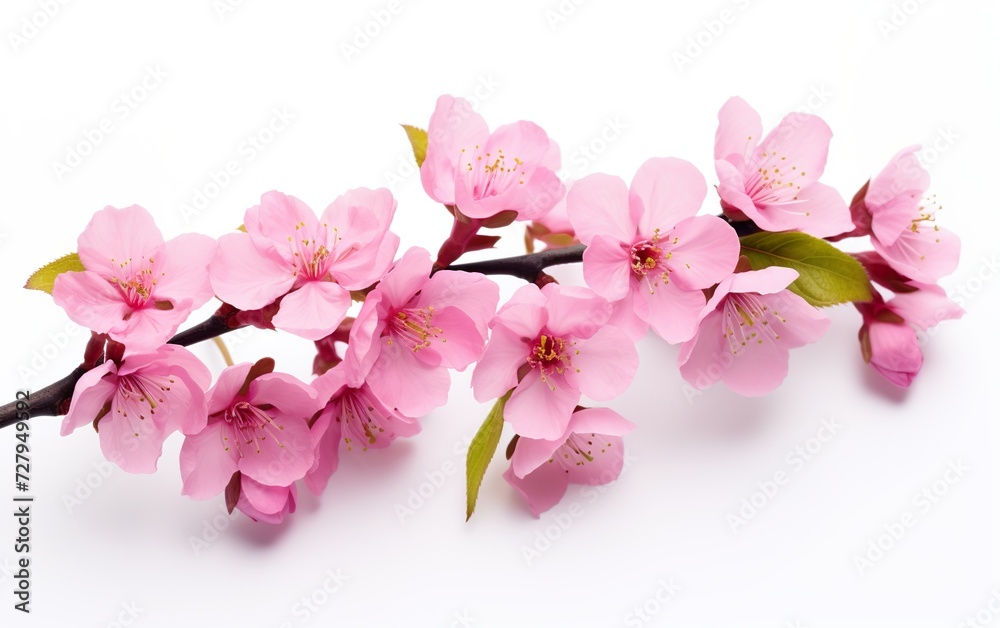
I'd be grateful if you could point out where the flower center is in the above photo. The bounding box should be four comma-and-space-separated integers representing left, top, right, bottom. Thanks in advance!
113, 373, 174, 436
548, 432, 615, 472
721, 293, 786, 356
745, 149, 806, 205
629, 230, 678, 293
526, 334, 575, 377
630, 239, 663, 277
388, 307, 443, 352
459, 145, 526, 201
909, 194, 941, 234
222, 401, 285, 457
289, 221, 340, 281
337, 387, 396, 452
109, 256, 162, 308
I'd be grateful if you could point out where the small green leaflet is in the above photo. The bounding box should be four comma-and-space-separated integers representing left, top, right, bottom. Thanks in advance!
24, 252, 85, 294
466, 391, 511, 521
739, 231, 872, 307
401, 124, 428, 168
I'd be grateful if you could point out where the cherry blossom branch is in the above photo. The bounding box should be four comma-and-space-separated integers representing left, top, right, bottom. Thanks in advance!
0, 314, 238, 427
444, 244, 586, 282
0, 245, 589, 428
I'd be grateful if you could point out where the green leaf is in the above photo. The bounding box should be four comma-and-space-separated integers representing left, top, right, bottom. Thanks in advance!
739, 232, 872, 307
401, 124, 428, 167
466, 391, 511, 521
24, 252, 85, 294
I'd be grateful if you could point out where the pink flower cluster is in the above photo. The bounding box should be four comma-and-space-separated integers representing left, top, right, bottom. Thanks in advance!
41, 93, 962, 524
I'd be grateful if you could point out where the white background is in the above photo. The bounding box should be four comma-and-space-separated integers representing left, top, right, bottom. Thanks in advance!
1, 1, 997, 626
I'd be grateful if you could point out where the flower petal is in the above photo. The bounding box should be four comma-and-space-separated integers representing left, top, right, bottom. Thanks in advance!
505, 372, 579, 441
249, 372, 319, 421
421, 95, 490, 205
639, 280, 705, 344
513, 166, 565, 221
757, 291, 831, 348
633, 157, 708, 235
666, 215, 740, 291
867, 321, 922, 387
52, 270, 130, 335
867, 145, 928, 245
375, 247, 431, 309
677, 309, 730, 391
566, 173, 636, 245
723, 266, 799, 299
503, 461, 569, 518
272, 281, 353, 341
752, 111, 832, 190
716, 158, 761, 222
511, 434, 566, 478
304, 405, 342, 495
236, 412, 315, 487
874, 224, 960, 283
564, 434, 627, 486
240, 475, 293, 515
206, 363, 252, 415
569, 326, 639, 401
420, 306, 487, 370
541, 284, 611, 339
493, 284, 548, 338
209, 232, 294, 310
888, 283, 964, 331
151, 233, 218, 307
179, 421, 239, 500
61, 362, 117, 435
244, 191, 318, 264
581, 235, 631, 301
715, 97, 763, 164
471, 325, 529, 402
111, 299, 192, 351
342, 291, 385, 385
98, 403, 167, 473
77, 206, 164, 278
567, 407, 635, 437
323, 187, 397, 234
758, 182, 852, 238
330, 231, 400, 291
365, 340, 451, 417
416, 270, 500, 338
721, 338, 791, 396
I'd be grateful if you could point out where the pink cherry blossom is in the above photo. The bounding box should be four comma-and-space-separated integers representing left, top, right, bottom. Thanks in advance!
61, 345, 210, 473
180, 360, 319, 516
209, 189, 400, 341
714, 96, 854, 238
678, 267, 831, 396
421, 95, 565, 221
52, 205, 217, 350
861, 315, 923, 388
567, 157, 740, 343
471, 283, 639, 440
503, 407, 634, 517
857, 281, 963, 387
345, 247, 500, 417
304, 362, 420, 495
860, 146, 960, 282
